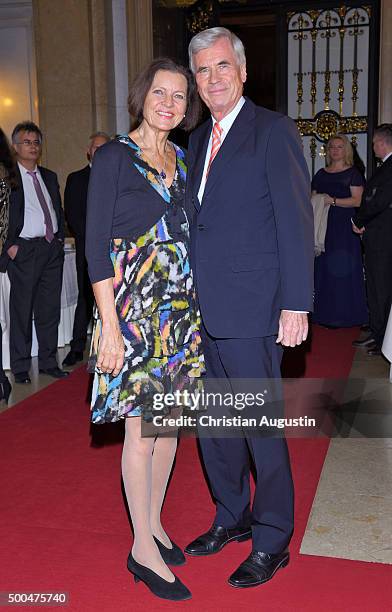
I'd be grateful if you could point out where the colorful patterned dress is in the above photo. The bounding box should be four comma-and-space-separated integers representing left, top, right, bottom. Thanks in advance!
89, 136, 204, 423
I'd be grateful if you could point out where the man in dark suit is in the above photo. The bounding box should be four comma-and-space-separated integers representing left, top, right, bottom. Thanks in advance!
184, 28, 314, 588
62, 131, 110, 366
352, 124, 392, 355
0, 121, 68, 382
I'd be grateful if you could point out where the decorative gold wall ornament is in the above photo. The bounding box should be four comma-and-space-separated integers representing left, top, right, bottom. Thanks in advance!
293, 14, 308, 118
157, 1, 197, 6
310, 137, 317, 176
297, 110, 367, 143
186, 1, 213, 34
289, 5, 370, 177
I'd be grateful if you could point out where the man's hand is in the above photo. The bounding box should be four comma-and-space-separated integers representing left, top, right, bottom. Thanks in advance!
276, 311, 308, 347
7, 245, 19, 260
352, 222, 365, 235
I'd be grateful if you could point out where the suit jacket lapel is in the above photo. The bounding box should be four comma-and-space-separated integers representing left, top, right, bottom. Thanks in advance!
369, 155, 392, 186
39, 166, 59, 221
191, 119, 211, 210
14, 166, 25, 213
204, 99, 256, 198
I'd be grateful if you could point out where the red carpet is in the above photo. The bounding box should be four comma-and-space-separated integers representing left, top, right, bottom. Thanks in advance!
1, 325, 390, 611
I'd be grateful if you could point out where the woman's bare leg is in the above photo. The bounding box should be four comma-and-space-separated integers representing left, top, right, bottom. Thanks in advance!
150, 434, 178, 547
121, 417, 174, 581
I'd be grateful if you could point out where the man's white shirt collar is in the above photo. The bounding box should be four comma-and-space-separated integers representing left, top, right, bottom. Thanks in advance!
212, 96, 246, 141
382, 151, 392, 163
197, 97, 246, 204
18, 161, 38, 175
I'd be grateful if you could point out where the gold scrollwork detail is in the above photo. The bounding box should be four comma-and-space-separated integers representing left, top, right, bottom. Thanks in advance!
296, 113, 367, 143
296, 120, 314, 137
186, 2, 213, 34
310, 137, 317, 160
338, 116, 368, 132
316, 112, 338, 141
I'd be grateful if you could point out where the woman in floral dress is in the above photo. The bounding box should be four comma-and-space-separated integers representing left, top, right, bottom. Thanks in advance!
85, 59, 203, 601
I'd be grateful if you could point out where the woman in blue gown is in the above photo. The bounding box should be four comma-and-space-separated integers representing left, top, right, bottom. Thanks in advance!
312, 134, 368, 327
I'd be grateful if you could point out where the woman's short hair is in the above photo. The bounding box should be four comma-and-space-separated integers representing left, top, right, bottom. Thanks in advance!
128, 58, 201, 132
326, 134, 354, 167
188, 27, 246, 74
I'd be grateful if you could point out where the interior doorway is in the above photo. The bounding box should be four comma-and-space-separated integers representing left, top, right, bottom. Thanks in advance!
219, 11, 277, 111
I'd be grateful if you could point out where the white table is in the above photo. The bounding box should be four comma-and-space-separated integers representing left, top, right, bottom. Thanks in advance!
382, 304, 392, 382
0, 247, 78, 370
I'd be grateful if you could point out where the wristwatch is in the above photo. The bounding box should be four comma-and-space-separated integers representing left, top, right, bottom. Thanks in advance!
332, 198, 337, 206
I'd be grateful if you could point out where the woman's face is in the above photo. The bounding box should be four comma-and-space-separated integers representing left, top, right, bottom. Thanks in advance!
143, 70, 188, 133
328, 139, 345, 163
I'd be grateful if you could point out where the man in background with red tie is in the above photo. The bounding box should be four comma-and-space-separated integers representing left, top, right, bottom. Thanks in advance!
0, 121, 68, 383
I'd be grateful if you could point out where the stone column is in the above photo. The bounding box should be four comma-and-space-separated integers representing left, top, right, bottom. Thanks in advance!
379, 0, 392, 122
32, 0, 111, 189
126, 0, 153, 87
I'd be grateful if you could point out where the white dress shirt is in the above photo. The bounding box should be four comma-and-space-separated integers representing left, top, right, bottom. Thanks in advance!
382, 151, 392, 163
18, 162, 58, 239
197, 96, 246, 204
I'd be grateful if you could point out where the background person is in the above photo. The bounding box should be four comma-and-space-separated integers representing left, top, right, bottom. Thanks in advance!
312, 134, 367, 328
85, 59, 203, 602
0, 121, 68, 383
0, 127, 17, 402
352, 124, 392, 355
62, 131, 110, 367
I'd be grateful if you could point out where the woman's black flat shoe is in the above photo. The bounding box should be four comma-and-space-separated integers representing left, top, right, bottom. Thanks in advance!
154, 536, 186, 566
127, 552, 191, 601
0, 378, 12, 404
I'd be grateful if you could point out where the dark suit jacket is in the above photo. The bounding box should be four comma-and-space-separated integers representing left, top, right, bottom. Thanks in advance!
0, 165, 64, 272
185, 98, 314, 338
352, 155, 392, 251
64, 165, 90, 239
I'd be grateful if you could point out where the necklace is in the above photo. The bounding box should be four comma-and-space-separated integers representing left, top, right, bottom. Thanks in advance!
137, 128, 169, 180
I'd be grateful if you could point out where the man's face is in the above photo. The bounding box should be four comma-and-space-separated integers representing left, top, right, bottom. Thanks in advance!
372, 135, 387, 160
88, 135, 109, 161
193, 37, 246, 120
13, 130, 41, 165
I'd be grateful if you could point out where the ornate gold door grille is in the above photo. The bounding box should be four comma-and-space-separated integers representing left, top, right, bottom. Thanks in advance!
287, 5, 372, 177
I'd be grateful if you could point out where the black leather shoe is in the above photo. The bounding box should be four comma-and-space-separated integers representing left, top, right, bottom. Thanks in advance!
39, 367, 69, 379
185, 524, 252, 556
0, 378, 12, 402
127, 552, 191, 601
62, 350, 83, 366
228, 550, 289, 588
14, 372, 31, 384
352, 335, 375, 348
154, 537, 186, 566
367, 345, 382, 356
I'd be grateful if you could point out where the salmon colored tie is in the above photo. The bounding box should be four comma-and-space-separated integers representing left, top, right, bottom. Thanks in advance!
206, 122, 222, 177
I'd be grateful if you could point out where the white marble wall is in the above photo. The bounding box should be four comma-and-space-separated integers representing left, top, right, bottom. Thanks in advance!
0, 0, 38, 140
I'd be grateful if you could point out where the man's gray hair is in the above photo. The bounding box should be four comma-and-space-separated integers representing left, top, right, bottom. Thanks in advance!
89, 131, 111, 142
188, 27, 246, 73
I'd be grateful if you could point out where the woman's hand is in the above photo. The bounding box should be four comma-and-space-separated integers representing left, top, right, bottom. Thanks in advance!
323, 194, 334, 206
97, 320, 124, 376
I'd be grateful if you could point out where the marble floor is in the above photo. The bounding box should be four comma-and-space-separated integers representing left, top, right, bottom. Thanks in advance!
300, 340, 392, 564
1, 338, 391, 565
0, 346, 87, 415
